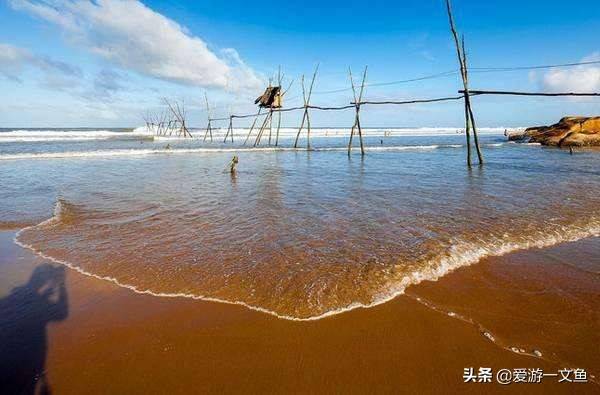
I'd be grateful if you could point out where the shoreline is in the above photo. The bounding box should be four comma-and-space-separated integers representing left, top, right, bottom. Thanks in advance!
1, 230, 598, 393
12, 201, 600, 322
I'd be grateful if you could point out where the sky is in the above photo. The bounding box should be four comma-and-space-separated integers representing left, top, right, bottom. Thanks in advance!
0, 0, 599, 128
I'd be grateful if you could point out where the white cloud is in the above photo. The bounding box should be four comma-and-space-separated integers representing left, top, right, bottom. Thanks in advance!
9, 0, 263, 92
0, 42, 82, 87
0, 43, 32, 80
542, 53, 600, 92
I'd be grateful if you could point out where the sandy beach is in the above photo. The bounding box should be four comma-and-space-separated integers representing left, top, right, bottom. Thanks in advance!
1, 230, 597, 394
2, 0, 600, 393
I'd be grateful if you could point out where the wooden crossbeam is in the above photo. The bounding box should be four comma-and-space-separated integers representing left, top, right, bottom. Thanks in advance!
462, 90, 600, 97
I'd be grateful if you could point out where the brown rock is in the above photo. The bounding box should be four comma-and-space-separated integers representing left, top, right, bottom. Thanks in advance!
510, 116, 600, 147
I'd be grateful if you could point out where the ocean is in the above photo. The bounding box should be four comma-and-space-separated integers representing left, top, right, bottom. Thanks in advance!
1, 127, 599, 320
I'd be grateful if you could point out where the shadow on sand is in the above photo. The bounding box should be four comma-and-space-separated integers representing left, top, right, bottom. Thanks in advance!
0, 264, 69, 395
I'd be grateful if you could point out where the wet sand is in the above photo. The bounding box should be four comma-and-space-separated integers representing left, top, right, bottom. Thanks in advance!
0, 230, 598, 394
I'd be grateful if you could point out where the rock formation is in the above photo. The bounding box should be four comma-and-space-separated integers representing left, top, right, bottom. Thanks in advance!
508, 116, 600, 147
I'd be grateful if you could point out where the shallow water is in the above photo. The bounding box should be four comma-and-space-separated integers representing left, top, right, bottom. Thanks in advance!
1, 127, 599, 319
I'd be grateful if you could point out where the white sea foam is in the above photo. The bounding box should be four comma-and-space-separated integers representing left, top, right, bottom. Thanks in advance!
136, 125, 516, 139
0, 129, 135, 143
0, 137, 116, 143
13, 200, 600, 322
0, 144, 471, 160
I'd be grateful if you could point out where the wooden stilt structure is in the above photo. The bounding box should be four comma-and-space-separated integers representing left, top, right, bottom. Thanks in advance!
137, 2, 600, 169
163, 98, 192, 138
253, 78, 274, 147
294, 64, 319, 149
252, 71, 290, 147
446, 0, 483, 165
348, 66, 368, 156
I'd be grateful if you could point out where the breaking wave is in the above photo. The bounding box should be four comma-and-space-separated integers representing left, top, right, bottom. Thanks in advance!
14, 199, 600, 321
0, 144, 484, 160
0, 129, 136, 143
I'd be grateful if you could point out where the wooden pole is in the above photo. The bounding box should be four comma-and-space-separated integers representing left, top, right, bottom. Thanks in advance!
224, 115, 234, 143
164, 98, 192, 138
275, 68, 283, 146
293, 65, 319, 149
244, 108, 262, 145
306, 107, 312, 150
348, 68, 356, 155
254, 111, 271, 147
268, 67, 281, 146
268, 106, 273, 145
461, 90, 600, 97
348, 66, 367, 156
203, 93, 213, 142
306, 65, 318, 150
276, 109, 282, 147
275, 72, 293, 147
294, 75, 307, 148
463, 94, 472, 166
462, 36, 483, 164
446, 0, 480, 166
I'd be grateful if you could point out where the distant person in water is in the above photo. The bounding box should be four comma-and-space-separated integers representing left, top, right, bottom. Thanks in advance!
165, 144, 171, 150
229, 155, 239, 174
0, 264, 69, 395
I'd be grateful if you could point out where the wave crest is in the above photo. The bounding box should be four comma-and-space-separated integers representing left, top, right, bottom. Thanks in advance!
14, 199, 600, 321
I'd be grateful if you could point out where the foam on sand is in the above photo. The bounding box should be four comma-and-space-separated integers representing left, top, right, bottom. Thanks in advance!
14, 199, 600, 321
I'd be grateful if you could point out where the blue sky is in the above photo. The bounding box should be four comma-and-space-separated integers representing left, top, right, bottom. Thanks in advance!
1, 0, 599, 128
